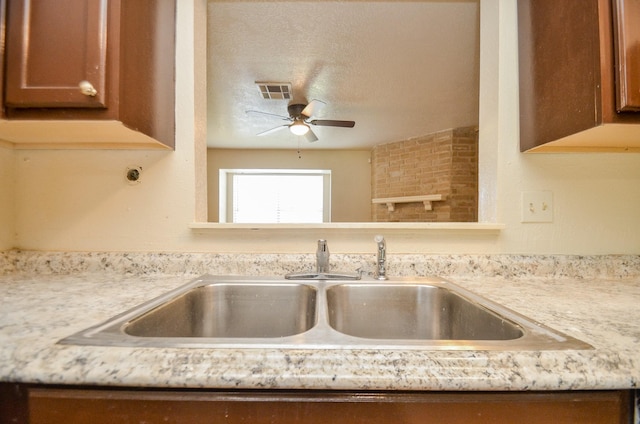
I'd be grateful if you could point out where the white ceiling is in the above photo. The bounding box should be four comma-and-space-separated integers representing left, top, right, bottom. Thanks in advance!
207, 0, 480, 150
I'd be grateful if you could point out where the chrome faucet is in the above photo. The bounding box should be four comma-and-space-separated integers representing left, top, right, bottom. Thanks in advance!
285, 239, 360, 280
374, 235, 388, 280
316, 239, 330, 273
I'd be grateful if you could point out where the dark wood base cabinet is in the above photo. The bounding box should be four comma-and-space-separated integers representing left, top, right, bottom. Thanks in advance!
0, 384, 633, 424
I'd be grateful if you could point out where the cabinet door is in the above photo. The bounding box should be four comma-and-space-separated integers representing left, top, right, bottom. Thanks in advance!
613, 0, 640, 111
517, 0, 603, 151
4, 0, 108, 108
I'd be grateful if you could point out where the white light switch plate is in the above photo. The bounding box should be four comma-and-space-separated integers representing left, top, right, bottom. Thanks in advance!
521, 191, 553, 223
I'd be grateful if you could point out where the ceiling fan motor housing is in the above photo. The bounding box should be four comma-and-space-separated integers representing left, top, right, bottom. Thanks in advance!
288, 103, 309, 119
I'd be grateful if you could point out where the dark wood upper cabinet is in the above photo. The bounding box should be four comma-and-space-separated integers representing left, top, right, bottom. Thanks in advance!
0, 0, 175, 149
518, 0, 640, 152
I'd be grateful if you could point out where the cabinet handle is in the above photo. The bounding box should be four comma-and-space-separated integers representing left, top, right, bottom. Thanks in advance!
78, 80, 98, 97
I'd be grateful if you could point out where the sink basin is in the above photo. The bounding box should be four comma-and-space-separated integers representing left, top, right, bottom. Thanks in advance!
125, 283, 317, 338
326, 284, 523, 340
60, 275, 591, 351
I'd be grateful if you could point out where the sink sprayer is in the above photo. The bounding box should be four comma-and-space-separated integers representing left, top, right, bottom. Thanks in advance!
374, 235, 387, 280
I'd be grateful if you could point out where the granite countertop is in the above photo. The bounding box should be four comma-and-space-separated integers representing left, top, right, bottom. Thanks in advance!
1, 251, 639, 391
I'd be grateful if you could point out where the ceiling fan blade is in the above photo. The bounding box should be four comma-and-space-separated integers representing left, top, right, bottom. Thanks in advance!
246, 110, 290, 121
256, 125, 289, 136
304, 128, 318, 143
301, 99, 326, 118
308, 119, 356, 128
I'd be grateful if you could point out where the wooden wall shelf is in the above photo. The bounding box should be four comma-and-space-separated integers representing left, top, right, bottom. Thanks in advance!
372, 195, 444, 212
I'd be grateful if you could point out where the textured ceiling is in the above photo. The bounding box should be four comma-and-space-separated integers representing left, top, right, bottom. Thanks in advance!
207, 0, 480, 150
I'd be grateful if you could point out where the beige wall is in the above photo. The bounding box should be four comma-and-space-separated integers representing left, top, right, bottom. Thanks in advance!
10, 0, 208, 253
0, 148, 15, 250
2, 0, 640, 255
207, 149, 371, 223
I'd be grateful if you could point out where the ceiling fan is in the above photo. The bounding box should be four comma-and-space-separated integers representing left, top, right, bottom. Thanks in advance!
246, 100, 355, 142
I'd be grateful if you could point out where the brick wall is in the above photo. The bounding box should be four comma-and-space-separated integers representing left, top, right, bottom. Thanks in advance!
371, 126, 478, 222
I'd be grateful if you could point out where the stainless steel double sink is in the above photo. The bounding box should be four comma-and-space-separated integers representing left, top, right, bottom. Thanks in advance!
60, 275, 591, 350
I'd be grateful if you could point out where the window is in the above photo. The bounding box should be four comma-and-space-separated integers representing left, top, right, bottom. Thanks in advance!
219, 169, 331, 223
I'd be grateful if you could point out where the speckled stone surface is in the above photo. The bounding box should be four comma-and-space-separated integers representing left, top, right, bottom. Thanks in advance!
1, 251, 639, 391
3, 250, 640, 279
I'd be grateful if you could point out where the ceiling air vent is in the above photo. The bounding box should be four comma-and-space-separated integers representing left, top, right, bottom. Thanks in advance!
256, 82, 292, 100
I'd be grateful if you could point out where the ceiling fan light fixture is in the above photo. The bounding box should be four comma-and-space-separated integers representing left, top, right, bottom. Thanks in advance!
290, 120, 310, 136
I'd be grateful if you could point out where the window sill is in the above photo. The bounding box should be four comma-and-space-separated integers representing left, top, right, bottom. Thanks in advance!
189, 222, 505, 231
